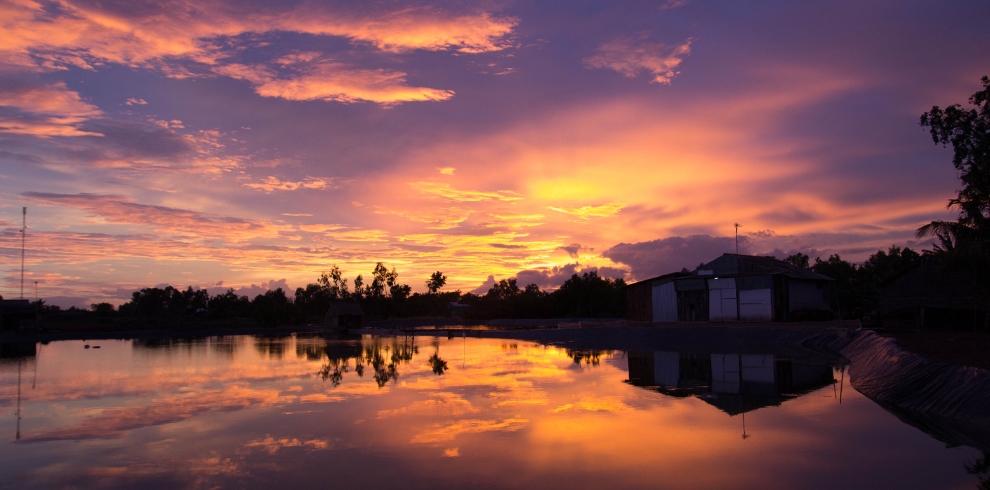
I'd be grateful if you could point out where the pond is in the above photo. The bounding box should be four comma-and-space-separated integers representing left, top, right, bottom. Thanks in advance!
0, 333, 985, 489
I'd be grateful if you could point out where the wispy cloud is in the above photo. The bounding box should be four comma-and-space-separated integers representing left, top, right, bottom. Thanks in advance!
22, 192, 279, 238
410, 418, 527, 444
0, 82, 102, 137
585, 38, 692, 84
0, 1, 513, 107
412, 182, 523, 202
548, 202, 626, 220
217, 61, 454, 105
244, 176, 335, 193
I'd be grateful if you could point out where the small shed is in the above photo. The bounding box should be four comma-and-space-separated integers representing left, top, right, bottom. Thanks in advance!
324, 302, 363, 330
879, 259, 989, 331
626, 254, 833, 323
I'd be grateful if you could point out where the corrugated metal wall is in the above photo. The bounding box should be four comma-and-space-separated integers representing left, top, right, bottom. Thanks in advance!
652, 282, 678, 322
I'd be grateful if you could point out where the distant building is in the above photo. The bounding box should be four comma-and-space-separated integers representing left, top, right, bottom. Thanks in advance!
626, 254, 833, 322
879, 260, 989, 331
324, 302, 364, 330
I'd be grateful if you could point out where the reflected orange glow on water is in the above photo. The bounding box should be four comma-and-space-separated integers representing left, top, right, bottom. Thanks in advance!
0, 335, 982, 489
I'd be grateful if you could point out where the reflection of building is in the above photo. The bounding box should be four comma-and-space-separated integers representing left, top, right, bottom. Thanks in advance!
626, 254, 833, 322
627, 350, 835, 415
0, 342, 36, 362
0, 300, 36, 331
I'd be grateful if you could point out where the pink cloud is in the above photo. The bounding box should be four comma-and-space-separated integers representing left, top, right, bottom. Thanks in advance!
585, 38, 692, 84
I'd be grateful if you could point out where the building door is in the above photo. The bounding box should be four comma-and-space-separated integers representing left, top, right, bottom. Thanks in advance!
739, 289, 772, 321
708, 278, 737, 321
652, 282, 677, 322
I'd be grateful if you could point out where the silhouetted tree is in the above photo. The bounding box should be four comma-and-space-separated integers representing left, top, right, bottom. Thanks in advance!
784, 252, 810, 269
427, 271, 447, 294
251, 288, 292, 327
919, 75, 990, 249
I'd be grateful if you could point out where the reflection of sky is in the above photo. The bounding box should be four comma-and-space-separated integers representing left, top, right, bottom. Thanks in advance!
0, 335, 981, 489
2, 1, 990, 305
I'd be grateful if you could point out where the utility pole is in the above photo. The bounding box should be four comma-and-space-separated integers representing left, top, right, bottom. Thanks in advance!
21, 207, 26, 299
734, 223, 741, 254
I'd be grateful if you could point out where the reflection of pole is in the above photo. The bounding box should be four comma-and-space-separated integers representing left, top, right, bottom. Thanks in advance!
839, 366, 845, 404
742, 412, 750, 440
16, 360, 22, 440
32, 344, 39, 390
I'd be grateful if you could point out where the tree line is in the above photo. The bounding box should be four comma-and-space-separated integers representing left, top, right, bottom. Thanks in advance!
33, 263, 626, 327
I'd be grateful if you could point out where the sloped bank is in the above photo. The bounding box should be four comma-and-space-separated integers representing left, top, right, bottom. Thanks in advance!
836, 330, 990, 453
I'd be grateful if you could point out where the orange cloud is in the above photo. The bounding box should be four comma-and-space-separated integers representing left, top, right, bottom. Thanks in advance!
411, 182, 523, 202
23, 386, 280, 442
0, 82, 102, 136
0, 1, 514, 106
548, 203, 627, 220
410, 418, 528, 444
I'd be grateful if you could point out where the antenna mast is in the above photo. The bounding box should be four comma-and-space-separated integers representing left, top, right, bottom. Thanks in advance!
21, 207, 26, 299
734, 223, 741, 254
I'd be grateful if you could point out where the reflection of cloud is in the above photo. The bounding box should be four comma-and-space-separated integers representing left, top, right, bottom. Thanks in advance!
553, 396, 633, 413
299, 393, 346, 403
377, 393, 479, 418
585, 38, 692, 84
125, 98, 147, 105
23, 386, 280, 442
412, 182, 523, 202
443, 447, 460, 457
410, 418, 528, 443
548, 202, 626, 220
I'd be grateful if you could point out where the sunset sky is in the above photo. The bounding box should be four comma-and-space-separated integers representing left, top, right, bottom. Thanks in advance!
2, 0, 989, 307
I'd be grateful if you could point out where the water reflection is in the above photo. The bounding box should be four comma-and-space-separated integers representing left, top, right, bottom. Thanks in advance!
0, 334, 983, 490
627, 351, 836, 415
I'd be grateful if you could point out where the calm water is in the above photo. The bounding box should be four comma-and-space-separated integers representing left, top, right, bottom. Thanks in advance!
0, 334, 984, 489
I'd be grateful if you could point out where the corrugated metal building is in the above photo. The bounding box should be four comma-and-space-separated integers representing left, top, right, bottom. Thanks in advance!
626, 254, 833, 323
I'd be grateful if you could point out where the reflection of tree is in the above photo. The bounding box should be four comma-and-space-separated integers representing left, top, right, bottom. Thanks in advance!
566, 349, 613, 366
316, 337, 419, 388
428, 352, 448, 375
966, 452, 990, 490
254, 336, 289, 359
318, 358, 348, 387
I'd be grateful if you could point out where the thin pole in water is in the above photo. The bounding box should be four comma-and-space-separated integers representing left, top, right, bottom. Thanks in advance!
16, 360, 22, 440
